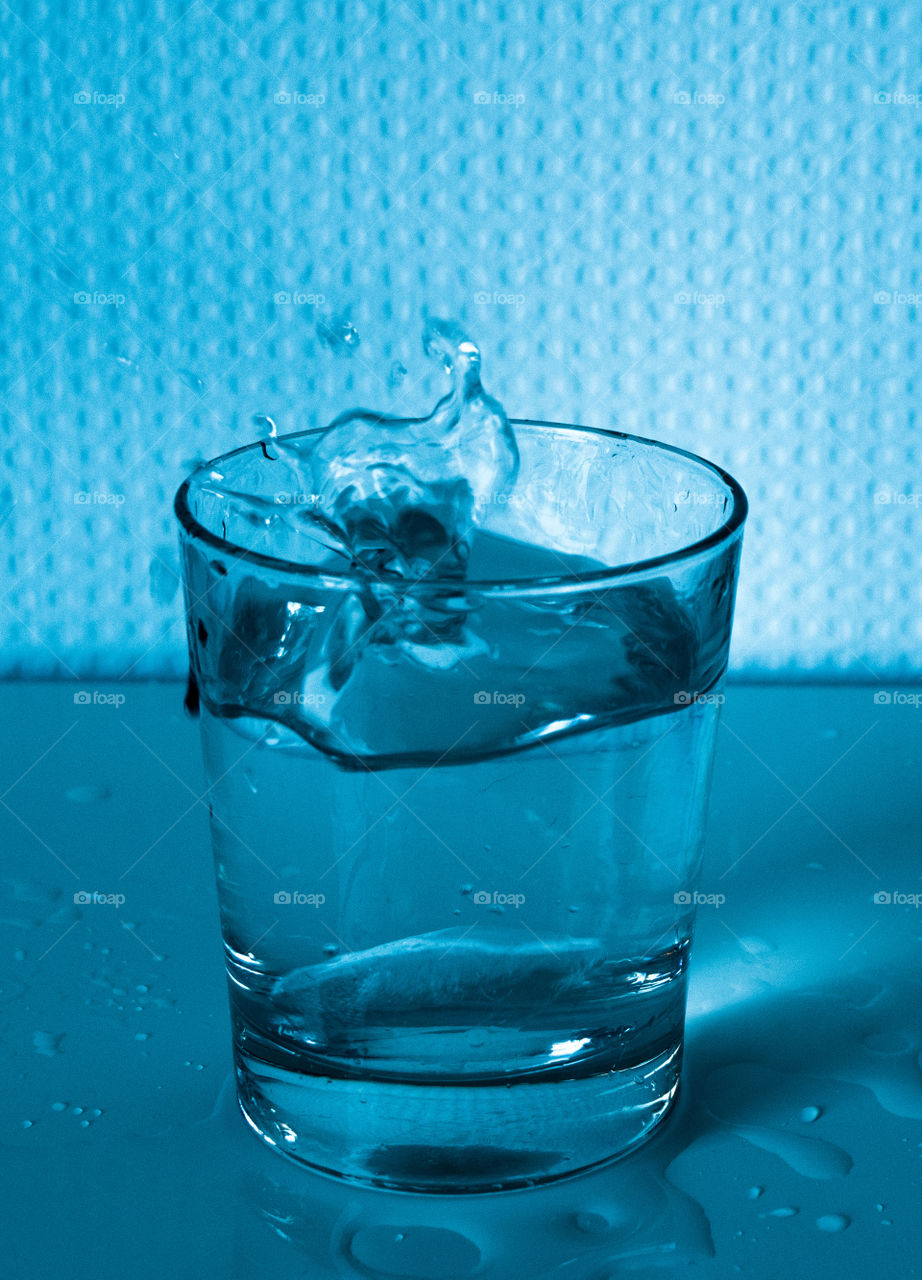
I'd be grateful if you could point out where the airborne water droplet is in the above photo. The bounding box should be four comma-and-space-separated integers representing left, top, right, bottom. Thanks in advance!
316, 312, 360, 355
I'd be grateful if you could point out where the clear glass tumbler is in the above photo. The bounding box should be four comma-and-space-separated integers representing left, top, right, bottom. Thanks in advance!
175, 420, 746, 1192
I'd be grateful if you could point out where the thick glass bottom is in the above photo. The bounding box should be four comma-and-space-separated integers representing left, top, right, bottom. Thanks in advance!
234, 1040, 682, 1193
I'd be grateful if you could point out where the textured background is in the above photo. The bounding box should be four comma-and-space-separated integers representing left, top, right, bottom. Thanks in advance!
1, 0, 920, 678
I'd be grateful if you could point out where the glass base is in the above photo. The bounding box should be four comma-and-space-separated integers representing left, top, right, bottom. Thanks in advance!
234, 1043, 682, 1193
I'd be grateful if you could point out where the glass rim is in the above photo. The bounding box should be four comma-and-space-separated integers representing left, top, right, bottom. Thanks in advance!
174, 419, 748, 595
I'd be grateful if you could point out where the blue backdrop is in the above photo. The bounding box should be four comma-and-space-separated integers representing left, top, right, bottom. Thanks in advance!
2, 1, 919, 677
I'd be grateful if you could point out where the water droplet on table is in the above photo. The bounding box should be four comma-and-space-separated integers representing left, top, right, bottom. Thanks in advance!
348, 1225, 480, 1277
51, 1102, 67, 1112
762, 1207, 798, 1219
389, 360, 407, 387
32, 1030, 64, 1056
800, 1105, 822, 1123
747, 1185, 764, 1199
816, 1214, 850, 1232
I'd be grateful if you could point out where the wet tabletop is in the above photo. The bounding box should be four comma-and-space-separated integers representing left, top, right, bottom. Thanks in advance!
2, 682, 920, 1279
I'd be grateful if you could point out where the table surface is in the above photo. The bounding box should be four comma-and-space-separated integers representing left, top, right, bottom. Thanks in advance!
2, 682, 921, 1279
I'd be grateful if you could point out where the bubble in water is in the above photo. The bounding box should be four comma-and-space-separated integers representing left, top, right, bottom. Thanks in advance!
389, 359, 408, 387
816, 1214, 849, 1232
862, 1030, 913, 1055
574, 1210, 610, 1236
316, 311, 360, 355
800, 1105, 822, 1123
